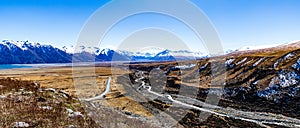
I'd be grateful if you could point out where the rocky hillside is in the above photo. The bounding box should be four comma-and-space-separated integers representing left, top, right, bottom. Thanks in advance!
224, 41, 300, 102
126, 41, 300, 103
125, 41, 300, 127
0, 78, 98, 127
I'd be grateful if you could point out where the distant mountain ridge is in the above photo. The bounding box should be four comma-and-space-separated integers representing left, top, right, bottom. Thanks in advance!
0, 40, 208, 64
0, 40, 71, 64
2, 40, 299, 64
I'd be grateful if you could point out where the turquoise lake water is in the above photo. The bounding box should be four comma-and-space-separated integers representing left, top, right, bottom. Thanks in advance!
0, 64, 32, 70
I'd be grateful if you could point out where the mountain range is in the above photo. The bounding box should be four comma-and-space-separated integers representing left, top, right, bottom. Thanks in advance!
0, 40, 208, 64
0, 40, 71, 64
1, 40, 299, 64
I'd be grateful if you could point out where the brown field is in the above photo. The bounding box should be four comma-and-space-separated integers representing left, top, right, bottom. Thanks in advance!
0, 66, 152, 118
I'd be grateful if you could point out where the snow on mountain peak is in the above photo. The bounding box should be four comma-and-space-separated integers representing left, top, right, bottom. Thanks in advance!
1, 40, 34, 50
235, 40, 300, 52
237, 44, 280, 51
0, 40, 210, 59
283, 40, 300, 45
62, 46, 75, 54
154, 49, 207, 58
68, 46, 100, 54
130, 47, 164, 57
157, 49, 171, 57
99, 48, 111, 55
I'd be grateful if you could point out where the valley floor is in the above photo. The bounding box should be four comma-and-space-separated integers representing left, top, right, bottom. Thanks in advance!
0, 64, 299, 127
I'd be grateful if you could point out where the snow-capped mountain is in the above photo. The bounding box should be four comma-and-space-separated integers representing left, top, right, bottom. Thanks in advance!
0, 40, 71, 64
62, 45, 100, 55
237, 44, 280, 51
235, 40, 300, 52
61, 46, 75, 54
2, 39, 299, 64
0, 40, 211, 64
65, 45, 209, 61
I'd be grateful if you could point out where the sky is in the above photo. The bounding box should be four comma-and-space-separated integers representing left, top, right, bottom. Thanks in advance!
1, 0, 300, 52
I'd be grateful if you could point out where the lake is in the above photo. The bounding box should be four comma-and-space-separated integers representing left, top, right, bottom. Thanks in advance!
0, 64, 33, 70
0, 61, 157, 70
0, 63, 73, 70
0, 63, 102, 70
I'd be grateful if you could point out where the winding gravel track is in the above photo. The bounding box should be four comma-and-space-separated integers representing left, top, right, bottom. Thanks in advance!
83, 73, 300, 127
85, 77, 112, 102
134, 72, 300, 128
140, 85, 300, 127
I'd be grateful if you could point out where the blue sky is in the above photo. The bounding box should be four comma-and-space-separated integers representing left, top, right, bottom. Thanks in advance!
1, 0, 300, 51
